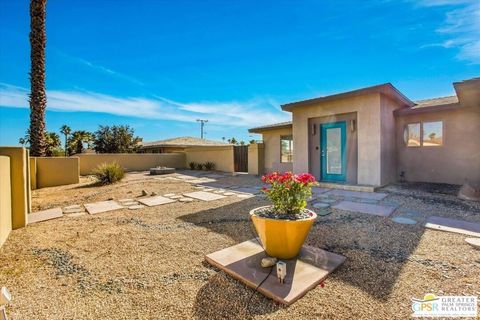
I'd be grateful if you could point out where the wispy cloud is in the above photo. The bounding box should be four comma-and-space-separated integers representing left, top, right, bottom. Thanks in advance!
55, 51, 145, 86
414, 0, 480, 64
0, 83, 289, 127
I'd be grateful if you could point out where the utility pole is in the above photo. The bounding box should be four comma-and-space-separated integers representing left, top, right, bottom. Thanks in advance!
196, 119, 208, 139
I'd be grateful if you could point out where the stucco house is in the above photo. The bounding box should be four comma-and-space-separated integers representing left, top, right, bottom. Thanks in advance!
139, 136, 229, 153
249, 78, 480, 187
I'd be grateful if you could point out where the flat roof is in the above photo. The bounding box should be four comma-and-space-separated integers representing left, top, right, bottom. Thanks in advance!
248, 121, 292, 133
281, 83, 415, 112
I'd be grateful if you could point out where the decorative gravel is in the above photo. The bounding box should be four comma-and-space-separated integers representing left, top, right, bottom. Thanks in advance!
0, 173, 478, 319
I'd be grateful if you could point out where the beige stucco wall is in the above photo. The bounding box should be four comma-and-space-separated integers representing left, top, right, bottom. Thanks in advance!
0, 156, 12, 248
34, 157, 80, 188
30, 157, 37, 190
261, 127, 294, 173
396, 106, 480, 185
0, 147, 29, 229
185, 146, 234, 172
381, 96, 404, 185
292, 94, 384, 185
77, 153, 187, 175
248, 143, 265, 175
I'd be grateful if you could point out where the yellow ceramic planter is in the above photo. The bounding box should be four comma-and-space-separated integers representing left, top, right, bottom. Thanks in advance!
250, 206, 317, 259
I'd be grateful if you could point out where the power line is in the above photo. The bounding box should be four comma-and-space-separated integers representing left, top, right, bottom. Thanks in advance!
196, 119, 208, 139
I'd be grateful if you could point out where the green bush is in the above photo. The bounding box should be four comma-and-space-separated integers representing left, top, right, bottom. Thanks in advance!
188, 162, 197, 170
195, 163, 204, 170
204, 162, 215, 170
94, 162, 125, 184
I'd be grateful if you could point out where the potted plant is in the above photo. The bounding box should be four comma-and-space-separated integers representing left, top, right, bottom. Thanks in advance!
250, 172, 318, 259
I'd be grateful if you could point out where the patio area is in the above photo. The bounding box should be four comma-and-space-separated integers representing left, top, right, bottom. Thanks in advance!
0, 171, 479, 319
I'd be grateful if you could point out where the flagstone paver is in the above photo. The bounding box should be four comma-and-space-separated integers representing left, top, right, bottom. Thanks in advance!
84, 200, 124, 215
313, 202, 330, 209
183, 191, 226, 201
325, 189, 388, 201
163, 193, 176, 197
333, 201, 395, 217
465, 238, 480, 249
29, 207, 63, 224
179, 197, 194, 202
424, 216, 480, 237
392, 217, 417, 225
63, 205, 85, 214
311, 187, 331, 194
128, 205, 145, 210
137, 196, 176, 207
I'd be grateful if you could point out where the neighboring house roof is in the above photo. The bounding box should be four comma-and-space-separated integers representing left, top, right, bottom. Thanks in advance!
412, 96, 459, 109
141, 136, 229, 148
281, 83, 415, 112
248, 121, 292, 133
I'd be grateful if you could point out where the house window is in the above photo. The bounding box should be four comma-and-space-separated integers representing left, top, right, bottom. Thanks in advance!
404, 121, 443, 147
422, 121, 443, 146
405, 123, 421, 147
280, 135, 293, 162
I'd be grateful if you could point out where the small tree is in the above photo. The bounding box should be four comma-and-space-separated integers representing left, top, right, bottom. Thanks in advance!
60, 125, 71, 156
93, 125, 142, 153
45, 132, 61, 156
68, 130, 94, 155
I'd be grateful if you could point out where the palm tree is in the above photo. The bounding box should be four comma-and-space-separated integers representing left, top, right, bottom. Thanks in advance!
45, 132, 61, 156
60, 125, 71, 156
29, 0, 48, 156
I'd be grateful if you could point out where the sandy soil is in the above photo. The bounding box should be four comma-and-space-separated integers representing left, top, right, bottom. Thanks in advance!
1, 172, 479, 319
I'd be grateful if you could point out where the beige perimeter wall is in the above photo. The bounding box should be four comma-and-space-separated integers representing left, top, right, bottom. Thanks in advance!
248, 143, 265, 175
185, 146, 234, 173
262, 128, 294, 173
0, 147, 29, 229
33, 157, 80, 188
0, 156, 12, 248
77, 153, 187, 175
396, 106, 480, 185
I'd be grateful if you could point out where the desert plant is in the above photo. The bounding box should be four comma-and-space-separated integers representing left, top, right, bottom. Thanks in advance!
94, 162, 125, 184
195, 163, 204, 170
204, 162, 215, 171
188, 161, 197, 170
261, 172, 317, 215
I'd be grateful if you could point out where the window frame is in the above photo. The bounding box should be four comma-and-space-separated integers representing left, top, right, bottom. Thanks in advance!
404, 122, 421, 148
422, 120, 444, 147
404, 120, 444, 148
280, 135, 293, 163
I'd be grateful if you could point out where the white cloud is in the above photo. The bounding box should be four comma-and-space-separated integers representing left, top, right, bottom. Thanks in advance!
0, 83, 290, 128
415, 0, 480, 64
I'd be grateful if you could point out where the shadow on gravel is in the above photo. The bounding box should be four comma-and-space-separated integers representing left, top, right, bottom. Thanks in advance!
180, 196, 425, 306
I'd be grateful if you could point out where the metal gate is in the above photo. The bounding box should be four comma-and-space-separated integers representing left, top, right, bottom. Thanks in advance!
234, 145, 248, 172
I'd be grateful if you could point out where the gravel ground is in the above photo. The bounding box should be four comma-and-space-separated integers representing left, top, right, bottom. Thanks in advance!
1, 173, 479, 319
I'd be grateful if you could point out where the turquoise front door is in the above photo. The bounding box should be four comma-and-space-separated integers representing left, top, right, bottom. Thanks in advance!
320, 121, 347, 182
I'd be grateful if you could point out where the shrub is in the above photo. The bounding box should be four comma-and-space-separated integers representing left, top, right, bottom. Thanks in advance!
188, 162, 197, 170
261, 172, 317, 215
94, 162, 125, 184
204, 162, 215, 171
195, 163, 204, 170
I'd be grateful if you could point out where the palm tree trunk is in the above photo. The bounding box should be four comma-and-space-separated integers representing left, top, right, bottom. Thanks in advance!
29, 0, 47, 156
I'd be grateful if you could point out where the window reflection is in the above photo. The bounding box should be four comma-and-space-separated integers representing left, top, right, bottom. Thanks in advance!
406, 123, 421, 147
423, 121, 443, 146
280, 135, 293, 162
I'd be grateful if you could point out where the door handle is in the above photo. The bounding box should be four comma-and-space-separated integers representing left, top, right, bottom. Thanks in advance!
321, 150, 325, 157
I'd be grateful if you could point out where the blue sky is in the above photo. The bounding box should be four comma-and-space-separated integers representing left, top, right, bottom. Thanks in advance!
0, 0, 479, 145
